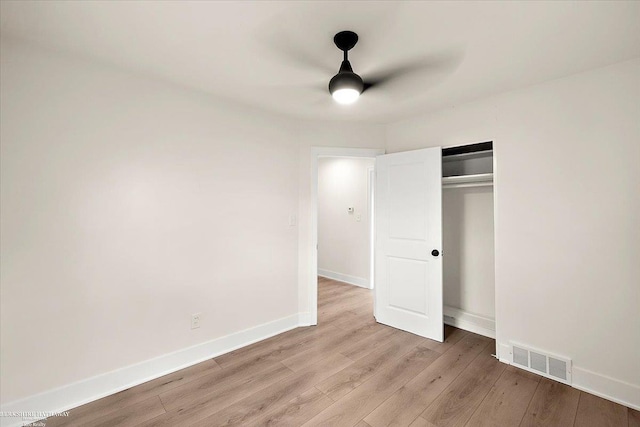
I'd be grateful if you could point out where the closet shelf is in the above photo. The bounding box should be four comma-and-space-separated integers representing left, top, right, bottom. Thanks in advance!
442, 173, 493, 189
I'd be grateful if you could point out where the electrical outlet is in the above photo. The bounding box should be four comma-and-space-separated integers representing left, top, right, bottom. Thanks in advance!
191, 313, 201, 329
355, 213, 362, 222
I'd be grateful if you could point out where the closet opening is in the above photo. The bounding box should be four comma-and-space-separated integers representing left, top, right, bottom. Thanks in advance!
441, 141, 496, 340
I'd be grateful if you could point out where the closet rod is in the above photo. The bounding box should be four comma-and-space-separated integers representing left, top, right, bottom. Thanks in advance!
442, 172, 493, 189
443, 181, 493, 189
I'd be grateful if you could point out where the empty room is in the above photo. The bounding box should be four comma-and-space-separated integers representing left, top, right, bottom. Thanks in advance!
1, 1, 638, 426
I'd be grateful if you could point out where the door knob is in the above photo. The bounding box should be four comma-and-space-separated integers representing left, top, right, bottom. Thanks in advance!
431, 249, 440, 257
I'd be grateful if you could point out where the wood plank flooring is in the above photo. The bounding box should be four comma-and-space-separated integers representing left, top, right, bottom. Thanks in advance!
43, 277, 636, 426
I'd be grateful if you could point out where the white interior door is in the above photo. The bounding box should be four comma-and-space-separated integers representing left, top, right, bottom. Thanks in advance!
375, 148, 443, 341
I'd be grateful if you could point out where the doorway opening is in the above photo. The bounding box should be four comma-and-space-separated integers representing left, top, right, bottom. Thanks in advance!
309, 147, 384, 326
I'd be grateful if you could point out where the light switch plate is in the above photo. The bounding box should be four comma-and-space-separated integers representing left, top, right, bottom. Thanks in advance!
191, 313, 201, 329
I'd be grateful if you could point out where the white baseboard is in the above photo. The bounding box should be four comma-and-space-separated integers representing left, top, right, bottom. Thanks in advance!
572, 366, 640, 411
443, 305, 495, 339
0, 314, 302, 427
318, 269, 370, 289
495, 344, 640, 411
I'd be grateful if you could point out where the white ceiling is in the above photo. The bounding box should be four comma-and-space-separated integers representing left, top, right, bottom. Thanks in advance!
1, 1, 639, 123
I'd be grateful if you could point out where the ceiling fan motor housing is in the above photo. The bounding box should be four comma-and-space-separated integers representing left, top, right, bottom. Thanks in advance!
334, 31, 359, 51
329, 70, 364, 93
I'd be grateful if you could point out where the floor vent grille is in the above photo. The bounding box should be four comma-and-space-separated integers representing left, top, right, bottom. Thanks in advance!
510, 343, 571, 385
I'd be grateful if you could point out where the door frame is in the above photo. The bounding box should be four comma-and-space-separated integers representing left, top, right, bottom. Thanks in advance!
367, 165, 375, 290
309, 147, 385, 325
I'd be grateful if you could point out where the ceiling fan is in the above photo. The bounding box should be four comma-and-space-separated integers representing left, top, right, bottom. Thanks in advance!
262, 26, 463, 107
327, 30, 460, 105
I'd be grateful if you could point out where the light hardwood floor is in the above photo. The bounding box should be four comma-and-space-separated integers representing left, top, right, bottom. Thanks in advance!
43, 277, 638, 426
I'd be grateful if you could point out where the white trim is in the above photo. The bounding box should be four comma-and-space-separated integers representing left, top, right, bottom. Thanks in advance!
491, 141, 500, 357
297, 312, 312, 327
0, 314, 301, 427
573, 366, 640, 411
367, 166, 375, 291
309, 147, 385, 326
318, 269, 370, 289
497, 343, 512, 364
443, 305, 495, 339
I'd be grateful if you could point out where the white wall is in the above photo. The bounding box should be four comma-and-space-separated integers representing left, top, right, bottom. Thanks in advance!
3, 34, 638, 415
443, 186, 495, 319
0, 39, 301, 405
318, 157, 374, 287
386, 59, 640, 407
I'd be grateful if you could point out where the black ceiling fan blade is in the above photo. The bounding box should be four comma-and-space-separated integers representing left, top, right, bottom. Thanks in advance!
259, 28, 336, 75
272, 45, 336, 75
362, 81, 375, 92
362, 50, 464, 92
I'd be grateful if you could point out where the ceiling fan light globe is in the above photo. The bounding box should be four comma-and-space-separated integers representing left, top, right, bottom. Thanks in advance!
329, 71, 364, 105
332, 88, 360, 104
